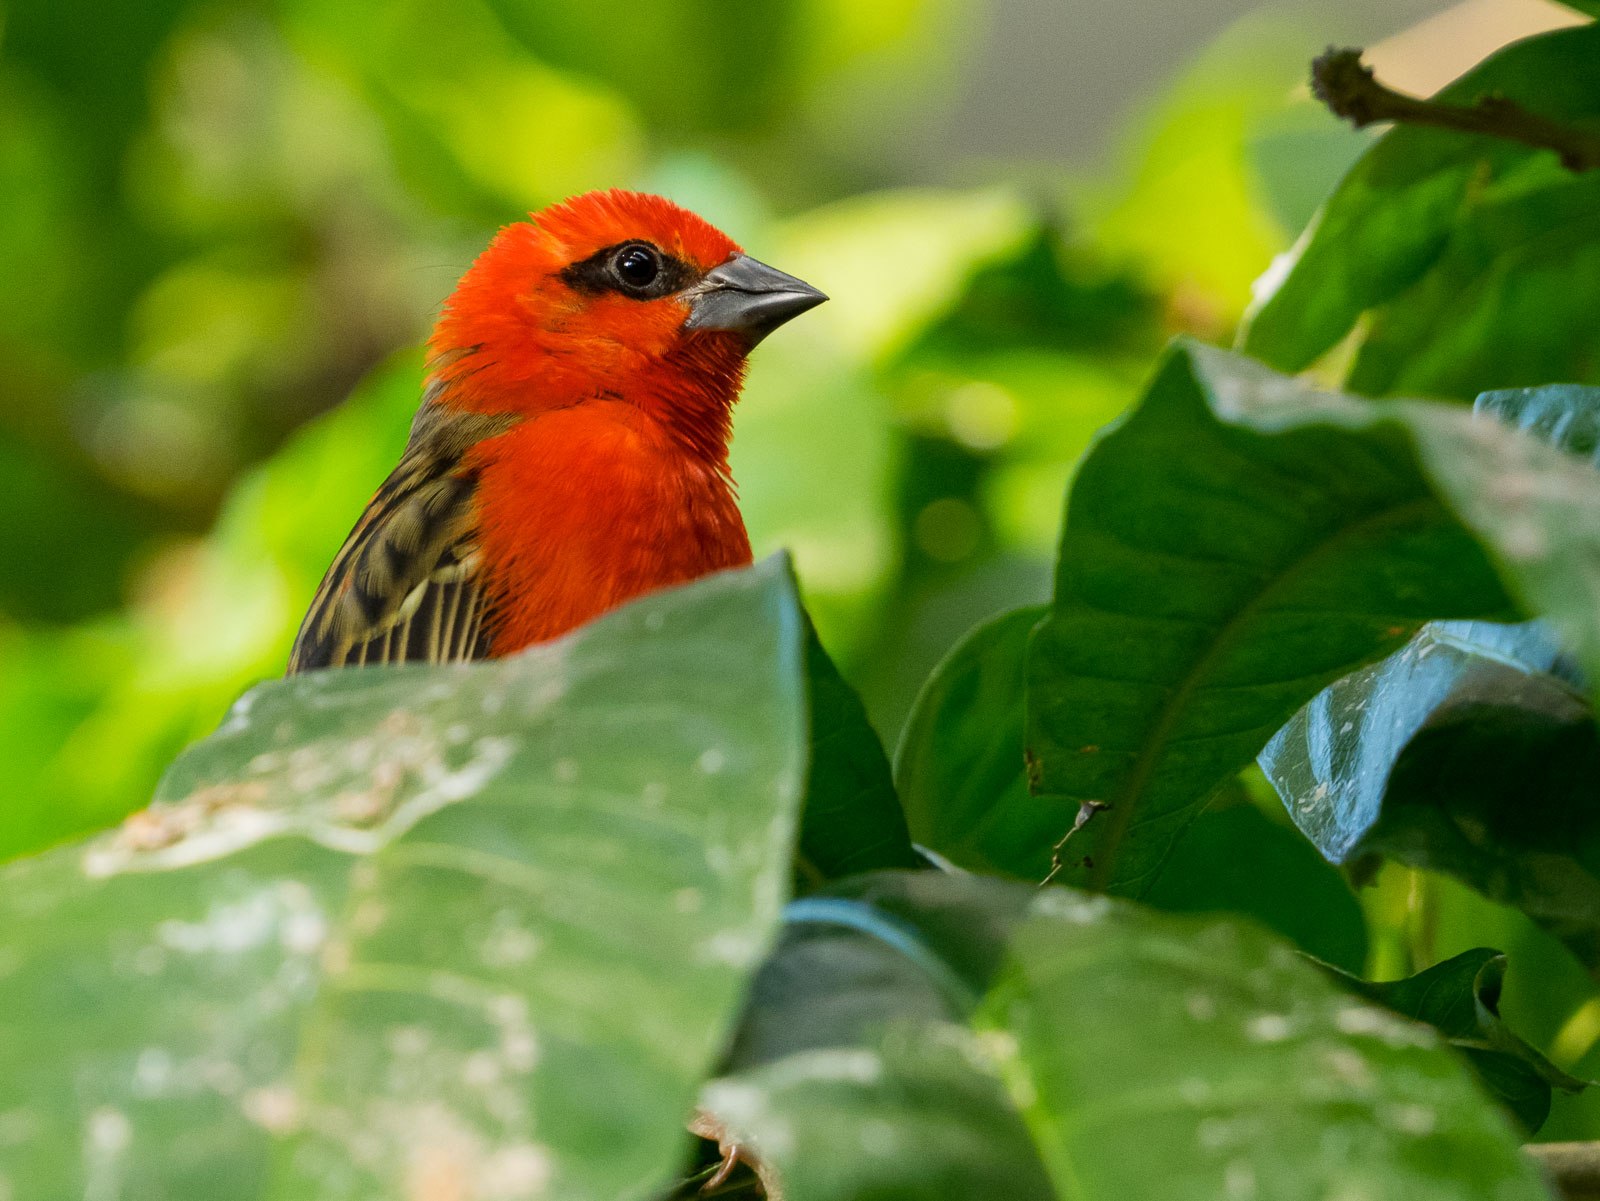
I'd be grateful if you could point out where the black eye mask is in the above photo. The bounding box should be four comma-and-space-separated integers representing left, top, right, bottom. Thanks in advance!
558, 240, 699, 300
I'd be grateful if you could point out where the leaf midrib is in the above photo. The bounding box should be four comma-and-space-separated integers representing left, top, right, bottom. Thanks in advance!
1066, 492, 1454, 893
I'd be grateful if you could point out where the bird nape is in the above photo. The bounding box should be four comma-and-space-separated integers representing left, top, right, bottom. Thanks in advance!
286, 188, 826, 675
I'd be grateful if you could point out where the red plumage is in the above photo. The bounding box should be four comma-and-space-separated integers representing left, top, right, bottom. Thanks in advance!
287, 189, 823, 673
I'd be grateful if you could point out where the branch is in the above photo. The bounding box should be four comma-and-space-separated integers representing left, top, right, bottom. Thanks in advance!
1528, 1142, 1600, 1200
1311, 47, 1600, 173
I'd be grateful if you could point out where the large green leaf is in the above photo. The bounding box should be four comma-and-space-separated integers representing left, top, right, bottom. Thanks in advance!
987, 895, 1548, 1201
1026, 341, 1600, 897
1330, 949, 1590, 1134
701, 873, 1552, 1201
0, 558, 808, 1199
1240, 25, 1600, 395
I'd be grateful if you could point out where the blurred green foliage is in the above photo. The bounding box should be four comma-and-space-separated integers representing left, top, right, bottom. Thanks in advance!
7, 0, 1600, 1150
0, 0, 1206, 853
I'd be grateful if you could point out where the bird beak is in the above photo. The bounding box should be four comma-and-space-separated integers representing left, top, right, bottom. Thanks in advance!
682, 254, 828, 346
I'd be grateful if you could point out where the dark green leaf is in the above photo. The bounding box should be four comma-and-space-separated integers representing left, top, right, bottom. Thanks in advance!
895, 604, 1072, 880
1330, 948, 1590, 1134
797, 623, 923, 883
896, 604, 1369, 969
1264, 383, 1600, 966
897, 226, 1158, 361
702, 873, 1551, 1201
0, 558, 808, 1199
722, 873, 1034, 1070
1026, 340, 1600, 898
1146, 794, 1369, 973
1241, 24, 1600, 394
1345, 173, 1600, 399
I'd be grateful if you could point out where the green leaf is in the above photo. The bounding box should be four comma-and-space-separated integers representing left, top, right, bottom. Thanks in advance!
0, 558, 808, 1199
1240, 24, 1600, 393
1145, 794, 1369, 973
797, 623, 922, 884
987, 895, 1547, 1201
699, 873, 1050, 1199
1260, 620, 1577, 860
1328, 949, 1590, 1134
723, 874, 1035, 1070
1301, 650, 1600, 969
702, 874, 1551, 1201
1026, 340, 1600, 897
895, 605, 1071, 880
1263, 383, 1600, 966
896, 602, 1369, 965
1345, 173, 1600, 399
896, 604, 1369, 971
706, 1024, 1058, 1201
1477, 384, 1600, 466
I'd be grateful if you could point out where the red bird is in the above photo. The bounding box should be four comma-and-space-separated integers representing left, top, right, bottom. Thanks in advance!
287, 189, 825, 673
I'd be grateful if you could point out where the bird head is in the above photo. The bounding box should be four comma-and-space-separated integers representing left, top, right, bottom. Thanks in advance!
425, 190, 826, 427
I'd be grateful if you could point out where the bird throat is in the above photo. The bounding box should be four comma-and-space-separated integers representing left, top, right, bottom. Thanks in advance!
640, 333, 748, 470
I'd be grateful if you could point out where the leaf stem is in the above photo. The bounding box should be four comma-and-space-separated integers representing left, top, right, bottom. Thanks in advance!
1311, 48, 1600, 172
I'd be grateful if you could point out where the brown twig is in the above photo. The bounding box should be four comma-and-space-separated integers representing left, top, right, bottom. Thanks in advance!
1311, 47, 1600, 173
1529, 1142, 1600, 1200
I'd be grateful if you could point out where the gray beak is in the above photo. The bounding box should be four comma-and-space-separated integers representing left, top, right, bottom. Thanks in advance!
683, 254, 827, 345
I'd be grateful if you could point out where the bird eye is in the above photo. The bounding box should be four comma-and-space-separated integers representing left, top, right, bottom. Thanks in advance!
613, 245, 660, 290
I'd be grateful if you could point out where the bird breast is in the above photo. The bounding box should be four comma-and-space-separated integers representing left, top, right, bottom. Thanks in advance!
465, 400, 753, 652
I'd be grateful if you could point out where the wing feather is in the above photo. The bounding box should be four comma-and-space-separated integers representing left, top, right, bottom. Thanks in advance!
286, 404, 518, 674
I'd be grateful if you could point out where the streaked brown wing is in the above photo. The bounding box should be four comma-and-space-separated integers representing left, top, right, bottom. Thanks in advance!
286, 402, 519, 675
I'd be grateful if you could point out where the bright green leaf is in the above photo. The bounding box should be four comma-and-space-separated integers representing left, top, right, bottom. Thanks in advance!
1241, 24, 1600, 393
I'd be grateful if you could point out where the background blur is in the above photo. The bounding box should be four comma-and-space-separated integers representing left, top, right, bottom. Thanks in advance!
5, 0, 1599, 1133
